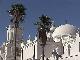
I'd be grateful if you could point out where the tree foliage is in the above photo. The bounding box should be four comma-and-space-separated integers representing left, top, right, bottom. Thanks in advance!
35, 15, 52, 45
35, 14, 52, 32
8, 3, 26, 23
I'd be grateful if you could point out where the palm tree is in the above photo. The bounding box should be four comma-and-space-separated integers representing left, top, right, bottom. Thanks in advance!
8, 3, 26, 60
8, 3, 26, 27
35, 14, 52, 60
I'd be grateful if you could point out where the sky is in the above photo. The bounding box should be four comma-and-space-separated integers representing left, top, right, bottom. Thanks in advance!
0, 0, 80, 45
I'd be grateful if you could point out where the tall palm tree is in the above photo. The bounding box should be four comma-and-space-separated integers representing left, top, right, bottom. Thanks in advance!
35, 14, 52, 44
8, 3, 26, 60
35, 14, 52, 60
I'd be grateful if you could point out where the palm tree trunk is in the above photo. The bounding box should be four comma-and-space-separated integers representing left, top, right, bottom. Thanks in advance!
14, 23, 17, 60
14, 22, 18, 60
42, 45, 44, 60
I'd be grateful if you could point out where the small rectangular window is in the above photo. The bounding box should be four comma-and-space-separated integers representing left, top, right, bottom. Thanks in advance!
63, 46, 64, 54
79, 42, 80, 52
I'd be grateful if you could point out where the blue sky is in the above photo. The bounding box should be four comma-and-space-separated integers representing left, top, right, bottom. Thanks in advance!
0, 0, 80, 45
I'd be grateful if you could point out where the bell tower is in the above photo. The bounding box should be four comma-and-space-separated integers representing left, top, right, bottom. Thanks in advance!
6, 24, 23, 60
6, 24, 22, 41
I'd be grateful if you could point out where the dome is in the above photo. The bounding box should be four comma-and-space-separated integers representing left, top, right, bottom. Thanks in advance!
52, 24, 78, 37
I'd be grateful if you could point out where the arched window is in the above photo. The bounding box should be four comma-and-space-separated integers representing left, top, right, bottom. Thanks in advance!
8, 32, 9, 40
68, 44, 71, 56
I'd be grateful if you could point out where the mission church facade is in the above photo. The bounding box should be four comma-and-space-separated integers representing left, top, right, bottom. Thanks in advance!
0, 19, 80, 60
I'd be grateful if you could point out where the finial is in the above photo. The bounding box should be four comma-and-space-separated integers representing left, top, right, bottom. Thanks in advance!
65, 16, 70, 24
65, 20, 68, 24
28, 35, 31, 40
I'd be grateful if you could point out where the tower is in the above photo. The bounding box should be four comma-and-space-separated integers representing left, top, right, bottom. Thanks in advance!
5, 25, 23, 60
6, 25, 22, 41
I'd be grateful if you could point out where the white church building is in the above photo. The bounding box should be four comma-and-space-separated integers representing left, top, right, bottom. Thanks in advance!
0, 20, 80, 60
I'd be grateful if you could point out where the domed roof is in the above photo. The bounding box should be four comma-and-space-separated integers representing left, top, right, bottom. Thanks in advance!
52, 24, 78, 37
